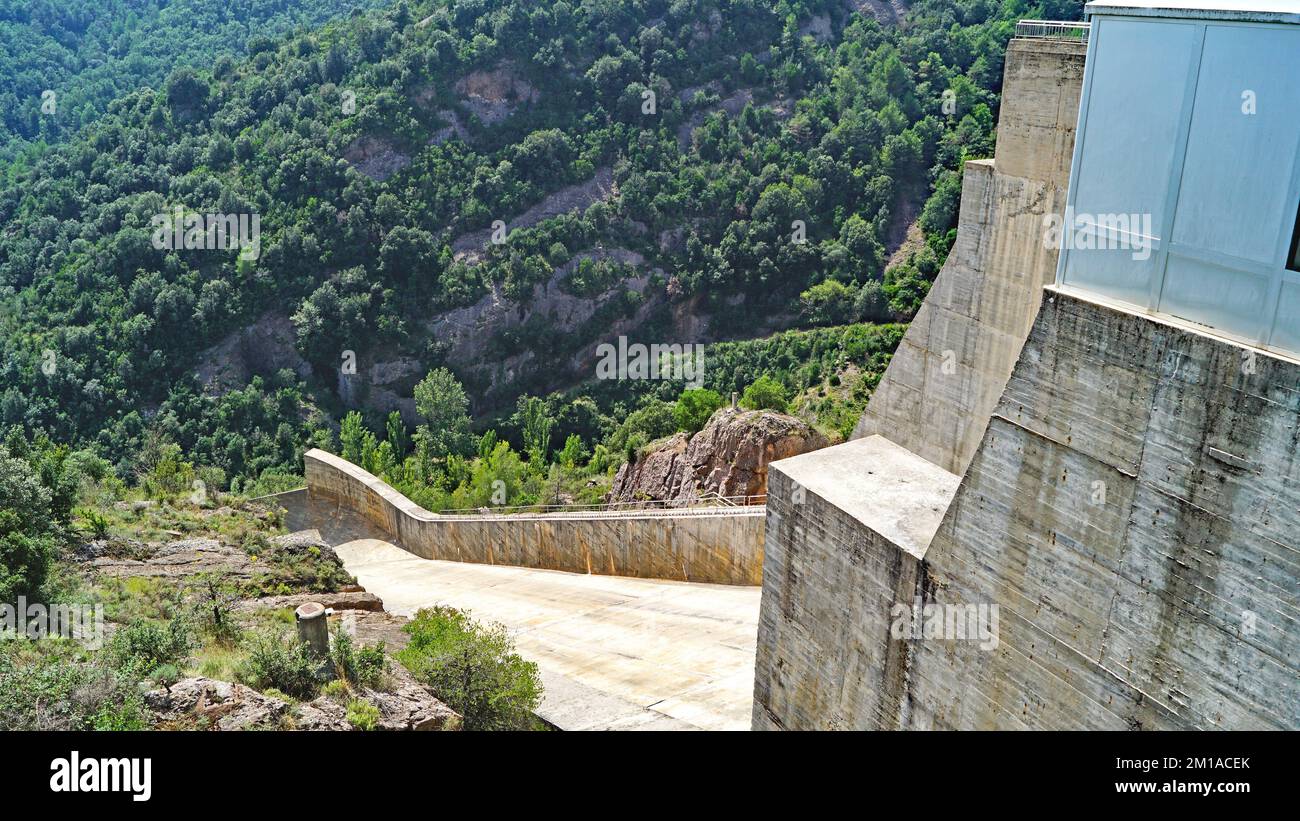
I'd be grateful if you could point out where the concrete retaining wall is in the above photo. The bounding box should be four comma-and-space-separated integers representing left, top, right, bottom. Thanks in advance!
922, 290, 1299, 729
757, 289, 1300, 730
853, 38, 1087, 475
303, 449, 765, 586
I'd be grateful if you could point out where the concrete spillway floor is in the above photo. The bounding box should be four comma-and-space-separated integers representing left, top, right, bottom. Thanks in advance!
333, 538, 762, 731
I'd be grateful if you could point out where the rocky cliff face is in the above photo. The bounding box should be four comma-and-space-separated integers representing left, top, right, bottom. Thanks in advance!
609, 408, 830, 504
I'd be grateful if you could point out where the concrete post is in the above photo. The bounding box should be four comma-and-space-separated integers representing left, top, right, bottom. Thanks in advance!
731, 392, 738, 410
295, 602, 330, 662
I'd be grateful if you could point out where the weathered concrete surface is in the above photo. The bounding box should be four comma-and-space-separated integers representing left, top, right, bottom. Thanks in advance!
753, 437, 959, 729
853, 38, 1087, 475
304, 449, 764, 585
753, 35, 1297, 731
921, 287, 1298, 729
756, 287, 1300, 730
756, 37, 1089, 726
333, 537, 761, 730
768, 435, 960, 560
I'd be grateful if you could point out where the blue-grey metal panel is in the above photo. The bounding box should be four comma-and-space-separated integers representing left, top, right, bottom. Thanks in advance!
1167, 25, 1300, 266
1064, 245, 1160, 307
1160, 23, 1300, 344
1061, 17, 1201, 305
1269, 276, 1300, 352
1160, 254, 1271, 341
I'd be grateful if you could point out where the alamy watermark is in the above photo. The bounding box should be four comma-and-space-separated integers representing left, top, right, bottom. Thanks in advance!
1, 597, 105, 649
890, 596, 1000, 651
595, 335, 705, 387
150, 207, 261, 260
1044, 207, 1153, 261
50, 751, 151, 802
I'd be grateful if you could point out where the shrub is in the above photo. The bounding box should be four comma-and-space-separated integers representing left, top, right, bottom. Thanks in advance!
149, 663, 181, 687
321, 679, 350, 701
108, 618, 193, 675
739, 375, 790, 413
397, 606, 542, 731
799, 280, 856, 326
235, 470, 303, 499
190, 574, 242, 645
0, 646, 146, 731
329, 625, 387, 689
236, 631, 322, 699
346, 698, 381, 730
854, 280, 891, 322
80, 509, 110, 539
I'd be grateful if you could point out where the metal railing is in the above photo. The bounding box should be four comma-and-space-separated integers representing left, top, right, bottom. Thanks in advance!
1015, 20, 1090, 42
432, 494, 767, 516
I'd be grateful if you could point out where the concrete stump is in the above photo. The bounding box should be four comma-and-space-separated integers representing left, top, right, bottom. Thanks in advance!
295, 602, 330, 662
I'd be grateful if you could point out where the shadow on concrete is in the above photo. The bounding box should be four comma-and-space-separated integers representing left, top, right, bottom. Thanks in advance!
270, 489, 396, 547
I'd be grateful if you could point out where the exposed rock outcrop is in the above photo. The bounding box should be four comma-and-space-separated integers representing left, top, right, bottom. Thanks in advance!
146, 678, 289, 730
234, 590, 384, 614
343, 134, 410, 181
194, 312, 311, 398
295, 666, 460, 731
847, 0, 910, 26
450, 167, 616, 263
86, 529, 350, 583
270, 529, 338, 565
90, 538, 257, 579
146, 667, 461, 731
454, 63, 539, 125
798, 14, 833, 43
609, 407, 830, 504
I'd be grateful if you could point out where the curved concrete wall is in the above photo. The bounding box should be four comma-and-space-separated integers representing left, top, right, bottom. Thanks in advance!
303, 449, 764, 586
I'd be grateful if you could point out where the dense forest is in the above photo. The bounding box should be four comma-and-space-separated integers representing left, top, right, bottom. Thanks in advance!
0, 0, 1083, 502
0, 0, 390, 162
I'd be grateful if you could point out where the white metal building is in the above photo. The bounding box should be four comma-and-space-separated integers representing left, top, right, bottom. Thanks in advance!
1057, 1, 1300, 354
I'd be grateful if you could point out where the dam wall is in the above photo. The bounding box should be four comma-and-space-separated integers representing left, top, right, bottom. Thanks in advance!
908, 287, 1300, 729
303, 448, 765, 586
852, 37, 1087, 475
759, 290, 1300, 729
756, 35, 1089, 728
754, 33, 1299, 730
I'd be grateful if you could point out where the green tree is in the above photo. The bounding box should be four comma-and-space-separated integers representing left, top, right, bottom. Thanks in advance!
740, 375, 789, 413
673, 388, 724, 433
339, 412, 367, 465
607, 400, 677, 454
414, 368, 471, 458
557, 434, 588, 469
385, 411, 409, 459
516, 396, 555, 467
0, 445, 56, 602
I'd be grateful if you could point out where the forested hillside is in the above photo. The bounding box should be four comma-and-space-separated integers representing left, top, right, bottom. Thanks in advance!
0, 0, 1083, 492
0, 0, 389, 162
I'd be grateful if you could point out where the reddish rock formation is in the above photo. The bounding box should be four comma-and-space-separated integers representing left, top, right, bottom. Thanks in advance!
609, 408, 830, 504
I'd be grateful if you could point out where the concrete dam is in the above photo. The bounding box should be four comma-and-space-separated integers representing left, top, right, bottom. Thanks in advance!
754, 7, 1300, 731
302, 7, 1300, 732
